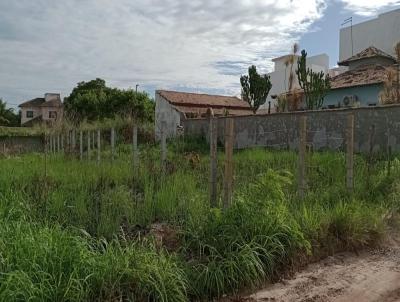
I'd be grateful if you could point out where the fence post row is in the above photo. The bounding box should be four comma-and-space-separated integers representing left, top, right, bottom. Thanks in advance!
346, 114, 354, 192
161, 122, 167, 176
223, 118, 234, 209
298, 115, 307, 198
209, 115, 218, 208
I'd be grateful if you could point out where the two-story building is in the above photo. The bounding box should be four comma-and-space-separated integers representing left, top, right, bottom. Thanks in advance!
19, 93, 63, 126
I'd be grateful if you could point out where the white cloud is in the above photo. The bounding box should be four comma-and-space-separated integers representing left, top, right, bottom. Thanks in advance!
0, 0, 327, 103
339, 0, 400, 16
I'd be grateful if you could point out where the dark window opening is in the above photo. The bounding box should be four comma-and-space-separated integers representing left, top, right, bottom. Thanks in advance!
49, 111, 57, 118
26, 111, 34, 118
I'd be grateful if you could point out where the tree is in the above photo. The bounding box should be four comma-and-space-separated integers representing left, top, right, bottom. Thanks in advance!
296, 50, 330, 110
240, 65, 272, 113
285, 43, 299, 93
64, 78, 155, 123
0, 99, 20, 126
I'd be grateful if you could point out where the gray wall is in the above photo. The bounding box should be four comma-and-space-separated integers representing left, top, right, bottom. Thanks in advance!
155, 92, 182, 140
183, 105, 400, 153
0, 136, 44, 154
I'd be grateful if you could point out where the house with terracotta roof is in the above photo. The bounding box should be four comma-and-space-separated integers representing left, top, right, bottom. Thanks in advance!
155, 90, 252, 139
19, 93, 63, 126
324, 46, 398, 108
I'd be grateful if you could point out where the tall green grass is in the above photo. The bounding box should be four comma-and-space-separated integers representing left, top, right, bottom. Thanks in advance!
0, 145, 398, 300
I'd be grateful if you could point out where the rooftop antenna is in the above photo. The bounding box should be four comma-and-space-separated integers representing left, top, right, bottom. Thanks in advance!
342, 17, 354, 56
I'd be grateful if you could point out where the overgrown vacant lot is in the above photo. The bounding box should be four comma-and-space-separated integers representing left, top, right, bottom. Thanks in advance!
0, 141, 399, 301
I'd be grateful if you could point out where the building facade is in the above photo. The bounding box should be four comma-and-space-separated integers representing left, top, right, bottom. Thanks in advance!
340, 9, 400, 62
19, 93, 63, 126
264, 53, 330, 109
155, 90, 253, 139
325, 46, 397, 108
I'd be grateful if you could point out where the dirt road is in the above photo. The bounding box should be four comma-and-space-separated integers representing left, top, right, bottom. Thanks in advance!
245, 235, 400, 302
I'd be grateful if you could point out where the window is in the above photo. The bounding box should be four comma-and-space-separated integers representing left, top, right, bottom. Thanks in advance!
26, 111, 33, 118
49, 111, 57, 119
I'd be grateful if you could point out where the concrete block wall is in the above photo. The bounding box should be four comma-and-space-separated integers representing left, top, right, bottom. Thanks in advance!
0, 136, 44, 154
183, 105, 400, 154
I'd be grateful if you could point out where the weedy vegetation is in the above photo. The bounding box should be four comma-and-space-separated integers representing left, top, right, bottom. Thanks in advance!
0, 138, 399, 301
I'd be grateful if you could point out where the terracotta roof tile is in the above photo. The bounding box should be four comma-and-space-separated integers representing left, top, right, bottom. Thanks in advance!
338, 46, 396, 66
330, 64, 394, 89
157, 90, 251, 110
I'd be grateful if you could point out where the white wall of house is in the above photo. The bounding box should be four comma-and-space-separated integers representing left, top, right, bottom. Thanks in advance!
20, 107, 42, 125
155, 92, 182, 140
339, 9, 400, 61
263, 53, 329, 109
20, 106, 63, 125
41, 106, 63, 122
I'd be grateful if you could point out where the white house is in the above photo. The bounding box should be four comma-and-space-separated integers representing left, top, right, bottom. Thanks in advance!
19, 93, 63, 126
263, 53, 331, 109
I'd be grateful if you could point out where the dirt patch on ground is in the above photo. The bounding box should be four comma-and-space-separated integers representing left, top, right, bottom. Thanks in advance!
229, 232, 400, 302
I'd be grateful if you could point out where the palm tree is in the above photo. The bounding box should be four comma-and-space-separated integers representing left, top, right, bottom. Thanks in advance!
0, 98, 14, 126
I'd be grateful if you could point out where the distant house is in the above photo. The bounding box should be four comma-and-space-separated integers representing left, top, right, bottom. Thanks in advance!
324, 46, 397, 108
264, 53, 330, 109
155, 90, 252, 139
19, 93, 63, 126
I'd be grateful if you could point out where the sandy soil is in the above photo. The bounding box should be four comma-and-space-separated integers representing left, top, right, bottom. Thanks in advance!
241, 234, 400, 302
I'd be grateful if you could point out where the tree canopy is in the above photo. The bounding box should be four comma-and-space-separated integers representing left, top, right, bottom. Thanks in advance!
296, 50, 330, 110
0, 99, 20, 127
64, 78, 155, 123
240, 66, 272, 113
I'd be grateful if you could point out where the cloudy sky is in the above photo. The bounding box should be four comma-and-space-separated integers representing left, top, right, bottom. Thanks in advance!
1, 0, 400, 107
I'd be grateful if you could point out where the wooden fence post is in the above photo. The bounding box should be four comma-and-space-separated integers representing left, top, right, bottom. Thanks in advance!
111, 128, 115, 161
97, 129, 101, 164
298, 115, 307, 198
87, 131, 91, 160
133, 123, 139, 177
346, 114, 354, 192
66, 131, 70, 153
209, 116, 218, 207
79, 130, 83, 161
61, 133, 64, 153
49, 135, 52, 153
57, 134, 60, 153
161, 121, 167, 175
92, 131, 95, 150
223, 118, 234, 209
72, 130, 76, 154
